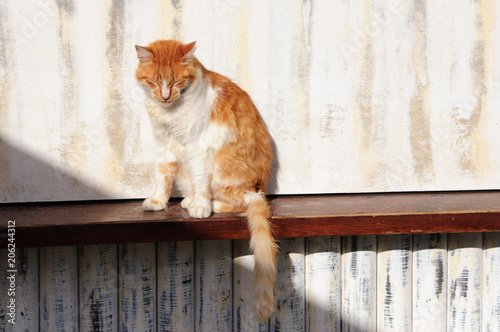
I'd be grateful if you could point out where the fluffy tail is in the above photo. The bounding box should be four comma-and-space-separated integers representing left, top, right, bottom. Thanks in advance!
245, 195, 278, 322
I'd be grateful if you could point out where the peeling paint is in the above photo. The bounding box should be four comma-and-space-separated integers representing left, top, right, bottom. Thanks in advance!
448, 233, 482, 332
342, 235, 377, 331
378, 235, 412, 332
4, 233, 500, 330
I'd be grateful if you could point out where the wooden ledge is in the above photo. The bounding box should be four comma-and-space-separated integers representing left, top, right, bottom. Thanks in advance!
1, 191, 499, 248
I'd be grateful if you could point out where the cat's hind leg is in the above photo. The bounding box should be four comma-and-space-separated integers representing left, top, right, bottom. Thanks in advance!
212, 200, 245, 213
211, 185, 249, 213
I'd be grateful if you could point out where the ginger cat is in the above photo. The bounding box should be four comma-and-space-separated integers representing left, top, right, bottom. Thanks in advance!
135, 40, 277, 321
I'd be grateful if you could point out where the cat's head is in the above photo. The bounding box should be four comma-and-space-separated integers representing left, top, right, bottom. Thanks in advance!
135, 40, 197, 106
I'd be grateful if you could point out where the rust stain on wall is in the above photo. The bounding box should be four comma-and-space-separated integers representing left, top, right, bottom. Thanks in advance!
356, 0, 379, 187
55, 0, 78, 115
409, 0, 435, 183
293, 0, 313, 131
468, 0, 495, 177
292, 0, 314, 181
452, 42, 484, 175
103, 0, 127, 185
236, 4, 250, 91
160, 0, 183, 40
123, 163, 154, 190
321, 105, 347, 139
0, 4, 14, 124
55, 1, 81, 166
450, 0, 495, 178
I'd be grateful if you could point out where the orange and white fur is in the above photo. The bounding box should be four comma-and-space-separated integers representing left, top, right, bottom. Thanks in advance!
135, 40, 277, 321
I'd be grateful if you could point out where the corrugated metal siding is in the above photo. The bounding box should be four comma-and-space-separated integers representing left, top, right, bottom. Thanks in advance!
2, 232, 500, 331
0, 0, 499, 202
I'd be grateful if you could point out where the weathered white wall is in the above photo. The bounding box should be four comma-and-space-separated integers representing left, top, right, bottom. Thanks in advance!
1, 0, 499, 202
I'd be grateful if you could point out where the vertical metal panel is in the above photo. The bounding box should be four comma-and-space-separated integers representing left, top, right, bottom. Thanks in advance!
0, 247, 38, 332
305, 236, 341, 332
447, 233, 482, 332
482, 232, 500, 332
341, 235, 377, 332
195, 240, 232, 332
2, 232, 500, 331
233, 239, 268, 331
14, 248, 39, 332
157, 241, 195, 332
39, 246, 78, 332
0, 249, 9, 332
79, 244, 118, 332
119, 243, 156, 332
412, 233, 447, 332
271, 237, 305, 332
0, 249, 11, 331
377, 235, 412, 332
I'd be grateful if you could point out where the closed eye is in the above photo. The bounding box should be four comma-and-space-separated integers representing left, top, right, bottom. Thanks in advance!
146, 79, 160, 89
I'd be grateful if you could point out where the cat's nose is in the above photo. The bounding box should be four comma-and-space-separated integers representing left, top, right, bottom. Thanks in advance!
161, 87, 170, 100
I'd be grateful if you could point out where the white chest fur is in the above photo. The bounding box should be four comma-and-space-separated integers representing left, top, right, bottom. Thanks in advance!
144, 74, 235, 163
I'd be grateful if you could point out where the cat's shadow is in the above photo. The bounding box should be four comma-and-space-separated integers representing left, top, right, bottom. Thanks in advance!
266, 135, 280, 195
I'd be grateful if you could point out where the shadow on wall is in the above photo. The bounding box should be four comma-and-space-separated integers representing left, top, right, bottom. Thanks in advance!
0, 136, 110, 203
267, 135, 280, 195
0, 134, 280, 203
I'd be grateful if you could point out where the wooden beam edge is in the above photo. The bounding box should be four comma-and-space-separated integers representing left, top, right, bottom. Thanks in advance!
1, 211, 499, 248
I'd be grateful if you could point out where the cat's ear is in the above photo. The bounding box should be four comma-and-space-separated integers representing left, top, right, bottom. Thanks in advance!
135, 45, 153, 64
180, 41, 197, 61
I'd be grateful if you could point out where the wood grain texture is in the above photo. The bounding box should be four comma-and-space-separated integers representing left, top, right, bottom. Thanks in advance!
447, 233, 482, 332
157, 241, 195, 332
412, 233, 447, 332
305, 236, 341, 332
341, 235, 377, 332
195, 240, 232, 331
233, 239, 268, 331
39, 246, 78, 332
271, 237, 305, 332
482, 232, 500, 332
1, 191, 500, 248
377, 234, 412, 332
79, 244, 118, 332
0, 248, 38, 332
119, 243, 156, 332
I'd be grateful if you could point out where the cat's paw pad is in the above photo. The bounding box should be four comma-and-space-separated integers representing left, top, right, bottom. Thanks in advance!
186, 197, 211, 218
143, 197, 167, 211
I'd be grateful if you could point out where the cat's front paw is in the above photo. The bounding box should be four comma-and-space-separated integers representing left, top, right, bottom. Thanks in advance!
143, 197, 167, 211
184, 197, 211, 218
181, 196, 193, 209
